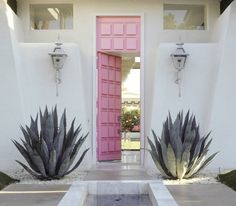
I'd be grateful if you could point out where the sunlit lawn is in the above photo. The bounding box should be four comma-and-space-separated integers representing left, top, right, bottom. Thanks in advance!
121, 139, 140, 150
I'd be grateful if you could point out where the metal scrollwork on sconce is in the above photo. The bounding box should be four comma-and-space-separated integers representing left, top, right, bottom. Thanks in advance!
49, 40, 68, 96
170, 43, 189, 97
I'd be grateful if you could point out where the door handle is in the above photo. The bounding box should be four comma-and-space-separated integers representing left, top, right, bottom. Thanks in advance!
117, 115, 121, 122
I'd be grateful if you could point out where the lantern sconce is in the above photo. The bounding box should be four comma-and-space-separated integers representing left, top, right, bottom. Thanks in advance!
48, 41, 68, 96
170, 43, 189, 97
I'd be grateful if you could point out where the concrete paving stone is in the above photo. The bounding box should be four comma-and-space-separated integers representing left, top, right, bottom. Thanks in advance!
167, 183, 236, 206
0, 184, 70, 206
85, 169, 155, 181
0, 193, 64, 206
3, 184, 70, 191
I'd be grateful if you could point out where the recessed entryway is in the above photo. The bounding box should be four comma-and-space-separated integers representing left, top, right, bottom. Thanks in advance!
96, 16, 142, 164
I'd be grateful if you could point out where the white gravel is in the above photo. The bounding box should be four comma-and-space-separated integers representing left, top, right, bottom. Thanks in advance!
147, 168, 219, 185
6, 169, 88, 185
5, 168, 220, 185
163, 174, 219, 185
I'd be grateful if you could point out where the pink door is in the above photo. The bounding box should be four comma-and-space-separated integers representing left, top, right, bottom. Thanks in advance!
97, 52, 122, 161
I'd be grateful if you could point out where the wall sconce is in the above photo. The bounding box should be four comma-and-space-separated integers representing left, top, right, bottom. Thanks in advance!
170, 43, 189, 97
49, 41, 68, 96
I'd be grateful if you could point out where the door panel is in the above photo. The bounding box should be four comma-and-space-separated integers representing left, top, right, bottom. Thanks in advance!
97, 17, 140, 52
97, 52, 121, 161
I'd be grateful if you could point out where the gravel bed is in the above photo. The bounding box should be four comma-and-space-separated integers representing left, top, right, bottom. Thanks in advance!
147, 168, 219, 185
5, 168, 220, 185
5, 169, 88, 185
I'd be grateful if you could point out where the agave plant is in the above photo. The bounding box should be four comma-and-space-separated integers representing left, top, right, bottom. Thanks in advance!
148, 111, 218, 180
12, 106, 89, 180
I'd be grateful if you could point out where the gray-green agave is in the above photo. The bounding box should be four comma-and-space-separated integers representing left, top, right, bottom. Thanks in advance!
12, 106, 89, 180
148, 111, 217, 180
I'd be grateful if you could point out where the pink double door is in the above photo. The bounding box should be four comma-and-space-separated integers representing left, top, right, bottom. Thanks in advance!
97, 16, 140, 161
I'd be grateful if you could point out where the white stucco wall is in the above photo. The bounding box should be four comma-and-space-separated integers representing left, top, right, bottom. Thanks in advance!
146, 43, 219, 170
0, 1, 23, 171
150, 43, 218, 132
0, 1, 91, 171
2, 0, 236, 172
18, 44, 87, 123
146, 1, 236, 171
17, 43, 91, 169
209, 1, 236, 170
18, 0, 220, 43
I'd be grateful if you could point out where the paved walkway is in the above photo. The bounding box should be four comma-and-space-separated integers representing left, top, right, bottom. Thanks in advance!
85, 163, 154, 181
1, 164, 236, 206
167, 183, 236, 206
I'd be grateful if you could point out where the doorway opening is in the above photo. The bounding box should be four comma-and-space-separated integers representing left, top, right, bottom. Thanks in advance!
121, 54, 141, 164
95, 16, 142, 165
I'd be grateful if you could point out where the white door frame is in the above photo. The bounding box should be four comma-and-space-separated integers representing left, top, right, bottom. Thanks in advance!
92, 13, 145, 165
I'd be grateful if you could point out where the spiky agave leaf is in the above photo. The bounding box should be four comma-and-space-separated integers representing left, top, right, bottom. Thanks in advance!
20, 126, 31, 146
13, 106, 89, 180
166, 144, 177, 178
69, 133, 89, 167
12, 140, 39, 173
147, 138, 162, 173
64, 148, 90, 176
30, 115, 39, 138
40, 138, 49, 167
177, 146, 191, 180
53, 106, 58, 138
148, 111, 217, 180
49, 149, 57, 177
151, 130, 170, 175
57, 156, 70, 178
193, 152, 218, 175
16, 160, 43, 180
53, 111, 66, 161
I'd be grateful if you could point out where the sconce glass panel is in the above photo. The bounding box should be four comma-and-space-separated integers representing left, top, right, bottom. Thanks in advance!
164, 4, 206, 30
30, 4, 73, 30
